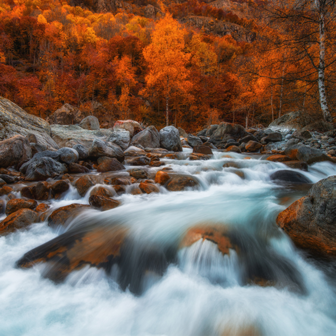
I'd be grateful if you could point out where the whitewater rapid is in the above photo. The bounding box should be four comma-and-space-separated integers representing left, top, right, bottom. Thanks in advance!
1, 150, 336, 336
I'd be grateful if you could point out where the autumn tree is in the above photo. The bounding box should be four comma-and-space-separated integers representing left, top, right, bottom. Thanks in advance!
143, 13, 191, 126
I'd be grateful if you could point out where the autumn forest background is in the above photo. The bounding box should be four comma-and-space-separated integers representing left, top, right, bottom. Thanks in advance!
1, 0, 336, 132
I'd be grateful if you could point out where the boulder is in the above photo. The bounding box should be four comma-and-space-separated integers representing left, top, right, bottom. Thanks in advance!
58, 147, 79, 164
225, 145, 241, 153
239, 134, 258, 144
178, 127, 188, 137
27, 131, 59, 152
89, 195, 120, 211
276, 176, 336, 256
0, 178, 5, 187
0, 209, 39, 234
266, 155, 291, 162
193, 145, 213, 155
282, 161, 308, 171
166, 174, 199, 191
269, 111, 301, 128
131, 126, 160, 149
155, 171, 170, 185
51, 180, 69, 198
210, 122, 246, 142
97, 158, 125, 172
128, 168, 148, 180
205, 125, 219, 137
79, 116, 100, 130
262, 132, 282, 143
90, 186, 115, 198
125, 156, 150, 166
284, 144, 333, 164
5, 199, 37, 215
160, 126, 182, 152
68, 163, 90, 174
0, 135, 32, 168
48, 204, 91, 227
0, 97, 51, 141
75, 175, 94, 197
47, 103, 88, 125
89, 139, 124, 162
245, 141, 262, 152
108, 129, 130, 151
124, 146, 146, 156
0, 185, 13, 196
187, 134, 203, 148
24, 157, 67, 181
302, 120, 334, 133
104, 177, 131, 186
139, 182, 160, 194
292, 130, 312, 140
270, 170, 311, 184
113, 120, 142, 137
31, 182, 50, 200
72, 144, 89, 160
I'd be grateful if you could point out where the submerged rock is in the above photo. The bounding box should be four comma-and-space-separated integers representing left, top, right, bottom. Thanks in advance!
89, 195, 120, 211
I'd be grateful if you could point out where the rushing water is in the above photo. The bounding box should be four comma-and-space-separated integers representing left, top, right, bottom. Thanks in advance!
1, 149, 336, 336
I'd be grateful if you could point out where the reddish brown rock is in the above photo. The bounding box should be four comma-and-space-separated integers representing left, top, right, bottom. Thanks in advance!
245, 140, 262, 152
89, 195, 121, 211
113, 185, 126, 194
68, 163, 90, 174
48, 204, 91, 227
193, 145, 213, 155
0, 185, 13, 196
130, 187, 143, 195
267, 155, 291, 162
128, 168, 148, 180
149, 160, 165, 167
35, 203, 50, 213
139, 182, 160, 194
125, 156, 150, 166
225, 145, 241, 153
0, 199, 5, 213
166, 174, 199, 192
189, 153, 211, 160
282, 160, 308, 171
97, 158, 125, 173
164, 153, 178, 159
75, 175, 94, 197
51, 180, 69, 199
104, 177, 131, 186
0, 209, 38, 234
32, 182, 50, 200
154, 171, 170, 185
5, 198, 37, 215
90, 186, 114, 198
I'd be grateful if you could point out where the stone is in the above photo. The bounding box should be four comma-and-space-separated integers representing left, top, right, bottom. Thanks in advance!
5, 199, 37, 215
266, 155, 291, 162
104, 177, 131, 186
284, 144, 333, 164
131, 126, 160, 149
210, 122, 246, 142
0, 97, 51, 141
166, 174, 199, 191
262, 132, 282, 143
89, 195, 121, 211
72, 144, 89, 160
32, 182, 50, 200
245, 141, 262, 152
187, 134, 203, 148
0, 209, 38, 234
35, 203, 50, 213
48, 204, 91, 227
139, 182, 160, 194
154, 171, 170, 185
124, 146, 146, 156
0, 178, 5, 187
292, 130, 312, 140
24, 157, 67, 181
125, 156, 150, 166
113, 185, 126, 194
0, 174, 16, 184
270, 170, 311, 184
89, 139, 124, 162
108, 129, 130, 150
47, 103, 88, 125
159, 126, 182, 152
282, 161, 308, 171
128, 168, 148, 180
178, 127, 188, 137
79, 116, 100, 130
189, 153, 211, 160
269, 111, 301, 128
75, 175, 94, 197
51, 181, 69, 198
97, 158, 125, 172
68, 163, 90, 174
0, 135, 32, 168
0, 185, 13, 196
113, 120, 142, 137
27, 131, 59, 152
58, 147, 79, 164
302, 120, 334, 133
131, 187, 143, 195
225, 145, 241, 153
239, 134, 258, 144
205, 125, 218, 137
276, 176, 336, 256
90, 186, 115, 198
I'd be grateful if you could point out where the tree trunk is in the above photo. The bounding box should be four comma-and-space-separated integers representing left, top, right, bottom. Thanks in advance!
316, 3, 332, 122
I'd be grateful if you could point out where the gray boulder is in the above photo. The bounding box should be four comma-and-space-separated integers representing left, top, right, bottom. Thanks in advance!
269, 111, 301, 128
89, 139, 124, 162
160, 126, 182, 152
58, 148, 79, 164
79, 116, 100, 130
210, 122, 246, 142
27, 131, 59, 152
187, 134, 203, 148
284, 144, 333, 164
205, 125, 219, 137
262, 132, 282, 143
24, 157, 67, 181
108, 129, 130, 150
0, 135, 32, 168
131, 126, 160, 149
72, 144, 89, 160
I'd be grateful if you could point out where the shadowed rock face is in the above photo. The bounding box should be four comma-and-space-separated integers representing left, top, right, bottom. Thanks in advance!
277, 176, 336, 257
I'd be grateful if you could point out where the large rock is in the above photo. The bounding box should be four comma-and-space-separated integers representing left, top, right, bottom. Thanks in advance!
165, 174, 200, 191
57, 147, 79, 164
178, 127, 188, 138
0, 135, 32, 168
79, 116, 100, 130
284, 144, 333, 164
27, 131, 59, 152
97, 158, 125, 172
210, 122, 246, 142
113, 120, 142, 137
5, 199, 37, 215
108, 129, 130, 150
245, 140, 262, 152
47, 104, 88, 125
270, 170, 311, 184
187, 134, 203, 148
262, 132, 282, 143
160, 126, 182, 152
205, 125, 218, 137
89, 195, 121, 211
269, 111, 301, 128
276, 176, 336, 256
131, 126, 160, 149
72, 144, 89, 160
0, 97, 51, 141
0, 209, 39, 234
24, 157, 67, 181
75, 175, 94, 197
48, 204, 91, 227
89, 139, 124, 162
302, 120, 334, 132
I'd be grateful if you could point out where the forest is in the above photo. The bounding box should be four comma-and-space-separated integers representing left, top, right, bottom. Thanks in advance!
1, 0, 336, 131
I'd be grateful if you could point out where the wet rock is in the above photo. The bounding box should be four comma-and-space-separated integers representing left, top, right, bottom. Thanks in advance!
5, 199, 37, 215
75, 175, 94, 196
97, 157, 125, 172
0, 178, 5, 187
178, 127, 187, 137
125, 156, 151, 166
225, 145, 241, 153
72, 144, 89, 160
262, 132, 282, 143
68, 163, 90, 174
58, 147, 79, 164
155, 171, 170, 185
187, 134, 203, 148
166, 174, 199, 191
159, 126, 182, 152
131, 126, 160, 149
189, 153, 211, 160
131, 187, 143, 195
89, 195, 120, 211
104, 177, 131, 186
24, 157, 67, 181
211, 122, 246, 142
284, 144, 332, 164
0, 185, 14, 196
90, 186, 115, 198
266, 155, 291, 162
276, 176, 336, 256
32, 181, 50, 200
108, 129, 130, 150
35, 203, 50, 213
149, 160, 165, 167
139, 182, 160, 194
51, 181, 69, 199
48, 204, 91, 227
282, 161, 308, 171
0, 174, 16, 184
0, 135, 32, 168
270, 170, 311, 184
79, 116, 100, 130
124, 146, 146, 157
0, 209, 38, 234
113, 120, 142, 137
128, 168, 148, 180
245, 141, 262, 152
89, 139, 124, 162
